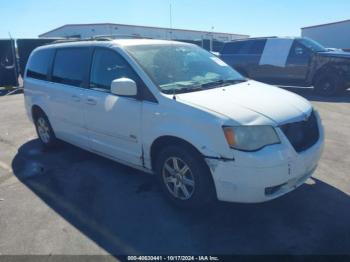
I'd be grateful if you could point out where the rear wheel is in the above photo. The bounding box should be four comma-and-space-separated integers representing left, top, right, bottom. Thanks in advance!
155, 145, 215, 208
314, 73, 342, 96
34, 112, 57, 148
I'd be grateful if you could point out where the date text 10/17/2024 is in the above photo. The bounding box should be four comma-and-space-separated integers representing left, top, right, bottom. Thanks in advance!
127, 256, 220, 261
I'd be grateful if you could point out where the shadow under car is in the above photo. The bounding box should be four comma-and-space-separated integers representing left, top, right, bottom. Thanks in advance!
11, 139, 350, 255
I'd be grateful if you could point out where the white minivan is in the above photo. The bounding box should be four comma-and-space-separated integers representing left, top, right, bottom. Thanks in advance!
24, 39, 324, 207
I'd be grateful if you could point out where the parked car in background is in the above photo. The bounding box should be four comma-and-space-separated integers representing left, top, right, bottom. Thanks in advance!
220, 37, 350, 96
24, 39, 324, 208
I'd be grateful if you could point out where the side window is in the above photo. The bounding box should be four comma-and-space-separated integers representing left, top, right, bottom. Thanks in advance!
238, 41, 253, 54
238, 40, 266, 55
221, 42, 244, 54
220, 40, 266, 55
26, 49, 54, 80
90, 48, 139, 92
52, 48, 90, 87
288, 40, 312, 61
221, 43, 234, 54
249, 40, 266, 55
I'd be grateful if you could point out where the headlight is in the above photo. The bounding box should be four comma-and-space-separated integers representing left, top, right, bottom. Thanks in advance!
223, 125, 280, 151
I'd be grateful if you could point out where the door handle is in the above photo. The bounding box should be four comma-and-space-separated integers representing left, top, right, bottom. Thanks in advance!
71, 95, 81, 102
86, 97, 97, 105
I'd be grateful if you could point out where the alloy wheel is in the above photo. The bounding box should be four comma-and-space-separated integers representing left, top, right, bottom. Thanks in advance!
162, 157, 195, 200
37, 117, 50, 144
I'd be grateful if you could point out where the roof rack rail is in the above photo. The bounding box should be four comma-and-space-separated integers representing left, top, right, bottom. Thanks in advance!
48, 38, 82, 44
92, 34, 153, 40
45, 34, 153, 45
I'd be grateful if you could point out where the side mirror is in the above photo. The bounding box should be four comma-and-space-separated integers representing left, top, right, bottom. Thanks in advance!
295, 47, 304, 56
111, 78, 137, 97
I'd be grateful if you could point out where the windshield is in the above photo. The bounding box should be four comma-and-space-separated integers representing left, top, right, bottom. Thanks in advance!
298, 38, 327, 52
126, 44, 246, 94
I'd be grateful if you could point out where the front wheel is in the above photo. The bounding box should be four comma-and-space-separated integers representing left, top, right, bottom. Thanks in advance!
155, 145, 215, 208
314, 73, 342, 96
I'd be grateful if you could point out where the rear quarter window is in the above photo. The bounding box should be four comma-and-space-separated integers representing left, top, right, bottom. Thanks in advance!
221, 42, 245, 54
248, 40, 266, 54
26, 49, 54, 80
52, 48, 91, 87
239, 40, 266, 55
221, 40, 266, 55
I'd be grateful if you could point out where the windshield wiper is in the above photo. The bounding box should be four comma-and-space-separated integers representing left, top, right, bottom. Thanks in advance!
175, 85, 204, 94
163, 79, 246, 95
201, 79, 247, 89
162, 84, 204, 94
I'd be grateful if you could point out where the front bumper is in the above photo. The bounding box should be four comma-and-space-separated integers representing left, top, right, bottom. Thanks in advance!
205, 117, 325, 203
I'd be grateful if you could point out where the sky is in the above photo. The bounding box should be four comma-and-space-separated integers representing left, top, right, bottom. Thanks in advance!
2, 0, 350, 38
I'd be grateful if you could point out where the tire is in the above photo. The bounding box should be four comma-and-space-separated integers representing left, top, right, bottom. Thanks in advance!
34, 111, 57, 148
314, 73, 342, 96
155, 145, 216, 208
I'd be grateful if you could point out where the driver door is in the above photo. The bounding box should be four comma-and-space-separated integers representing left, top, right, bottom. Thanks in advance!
83, 48, 143, 166
284, 40, 312, 85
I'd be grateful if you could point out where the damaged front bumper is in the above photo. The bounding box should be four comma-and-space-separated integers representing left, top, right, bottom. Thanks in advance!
204, 125, 324, 203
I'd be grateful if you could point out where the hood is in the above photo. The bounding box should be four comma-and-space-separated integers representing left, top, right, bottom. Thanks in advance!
177, 80, 312, 126
318, 50, 350, 59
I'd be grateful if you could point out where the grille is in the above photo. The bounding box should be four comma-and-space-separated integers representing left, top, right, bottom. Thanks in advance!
280, 111, 319, 153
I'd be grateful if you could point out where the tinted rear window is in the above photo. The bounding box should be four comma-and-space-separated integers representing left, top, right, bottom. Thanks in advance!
222, 40, 266, 55
52, 48, 90, 87
242, 40, 266, 54
26, 49, 54, 80
221, 42, 245, 54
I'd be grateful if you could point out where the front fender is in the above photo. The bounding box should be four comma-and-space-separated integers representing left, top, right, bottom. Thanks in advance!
141, 102, 232, 169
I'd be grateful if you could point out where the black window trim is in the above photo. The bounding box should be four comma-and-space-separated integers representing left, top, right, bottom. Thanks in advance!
88, 46, 158, 103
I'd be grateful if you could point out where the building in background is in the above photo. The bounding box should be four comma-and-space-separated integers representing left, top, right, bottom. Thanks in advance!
302, 20, 350, 51
39, 23, 249, 51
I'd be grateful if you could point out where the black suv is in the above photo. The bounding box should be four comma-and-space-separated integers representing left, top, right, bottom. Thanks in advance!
220, 37, 350, 96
